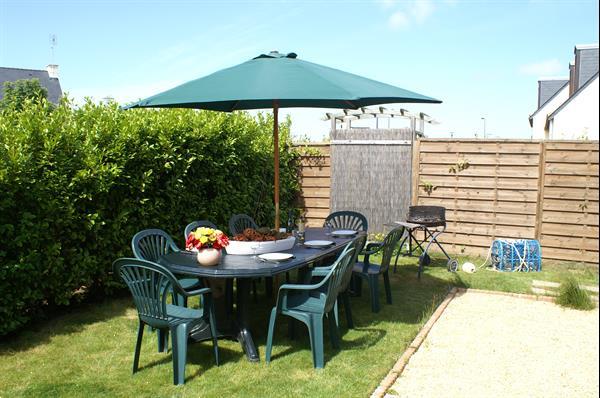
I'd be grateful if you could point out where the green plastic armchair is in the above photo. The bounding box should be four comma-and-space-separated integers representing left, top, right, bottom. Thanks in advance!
113, 258, 219, 385
265, 248, 355, 369
352, 226, 405, 313
228, 214, 258, 235
132, 229, 202, 308
308, 235, 367, 329
324, 210, 368, 232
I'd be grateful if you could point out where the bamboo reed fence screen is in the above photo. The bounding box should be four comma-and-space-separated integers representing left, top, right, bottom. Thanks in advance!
329, 129, 414, 232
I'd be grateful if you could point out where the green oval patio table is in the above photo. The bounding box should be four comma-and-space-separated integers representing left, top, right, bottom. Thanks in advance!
157, 227, 364, 362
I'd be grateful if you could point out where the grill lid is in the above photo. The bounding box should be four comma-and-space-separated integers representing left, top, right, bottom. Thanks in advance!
407, 206, 446, 227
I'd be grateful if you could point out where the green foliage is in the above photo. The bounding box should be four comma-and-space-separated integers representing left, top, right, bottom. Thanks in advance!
555, 277, 595, 311
448, 157, 470, 174
0, 100, 302, 335
0, 79, 49, 111
421, 179, 437, 195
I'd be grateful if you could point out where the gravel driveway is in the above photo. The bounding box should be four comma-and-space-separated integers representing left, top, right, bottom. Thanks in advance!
387, 291, 599, 398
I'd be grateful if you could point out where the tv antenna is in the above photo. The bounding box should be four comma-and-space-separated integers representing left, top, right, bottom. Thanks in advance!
49, 34, 57, 63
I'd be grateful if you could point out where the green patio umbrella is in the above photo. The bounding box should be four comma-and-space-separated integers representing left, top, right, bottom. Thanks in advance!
126, 51, 441, 228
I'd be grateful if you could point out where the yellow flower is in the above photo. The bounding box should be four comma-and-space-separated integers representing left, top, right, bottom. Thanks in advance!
199, 236, 208, 244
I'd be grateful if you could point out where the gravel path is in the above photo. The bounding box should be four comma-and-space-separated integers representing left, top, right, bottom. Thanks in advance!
387, 291, 599, 398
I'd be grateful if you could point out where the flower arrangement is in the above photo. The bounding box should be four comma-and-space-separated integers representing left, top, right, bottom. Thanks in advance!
186, 227, 230, 251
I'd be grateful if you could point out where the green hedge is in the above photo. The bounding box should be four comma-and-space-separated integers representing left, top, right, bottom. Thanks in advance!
0, 99, 301, 336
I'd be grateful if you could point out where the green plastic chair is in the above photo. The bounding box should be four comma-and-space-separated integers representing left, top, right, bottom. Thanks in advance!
308, 235, 367, 329
324, 211, 368, 232
184, 220, 218, 241
228, 214, 258, 235
352, 226, 405, 313
265, 248, 355, 369
132, 229, 202, 307
113, 258, 219, 385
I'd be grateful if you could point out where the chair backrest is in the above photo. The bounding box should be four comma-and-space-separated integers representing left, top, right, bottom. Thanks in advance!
132, 229, 179, 262
340, 234, 367, 291
323, 248, 356, 313
114, 258, 182, 328
379, 226, 406, 273
184, 220, 218, 241
229, 214, 258, 235
324, 211, 368, 232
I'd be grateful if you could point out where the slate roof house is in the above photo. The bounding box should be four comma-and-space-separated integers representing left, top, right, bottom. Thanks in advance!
529, 44, 599, 140
0, 64, 63, 104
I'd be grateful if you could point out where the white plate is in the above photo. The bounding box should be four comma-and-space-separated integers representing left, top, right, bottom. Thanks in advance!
258, 252, 294, 262
331, 230, 358, 237
304, 240, 335, 248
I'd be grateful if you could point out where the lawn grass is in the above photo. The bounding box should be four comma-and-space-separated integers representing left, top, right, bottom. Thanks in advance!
0, 255, 597, 397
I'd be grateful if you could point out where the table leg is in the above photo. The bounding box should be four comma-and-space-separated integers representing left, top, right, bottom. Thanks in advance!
236, 278, 260, 362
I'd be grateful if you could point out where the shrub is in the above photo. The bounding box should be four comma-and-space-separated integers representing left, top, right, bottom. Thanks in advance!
555, 277, 595, 311
0, 79, 49, 111
0, 99, 301, 335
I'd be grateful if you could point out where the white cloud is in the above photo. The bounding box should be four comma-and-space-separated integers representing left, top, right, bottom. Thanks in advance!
411, 0, 435, 23
388, 11, 410, 30
519, 59, 564, 76
377, 0, 398, 9
386, 0, 436, 30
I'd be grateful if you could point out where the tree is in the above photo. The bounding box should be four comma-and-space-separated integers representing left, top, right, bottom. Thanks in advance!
0, 78, 48, 111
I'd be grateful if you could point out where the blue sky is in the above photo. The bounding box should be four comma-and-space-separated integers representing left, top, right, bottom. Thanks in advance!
1, 0, 598, 139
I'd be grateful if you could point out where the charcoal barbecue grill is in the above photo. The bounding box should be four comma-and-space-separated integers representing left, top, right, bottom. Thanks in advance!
393, 206, 458, 278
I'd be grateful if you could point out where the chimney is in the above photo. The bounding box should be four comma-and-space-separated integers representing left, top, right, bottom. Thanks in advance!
569, 62, 575, 96
46, 64, 59, 79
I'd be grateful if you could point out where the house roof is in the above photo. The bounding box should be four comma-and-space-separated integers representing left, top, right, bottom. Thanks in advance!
545, 72, 599, 127
0, 67, 63, 104
528, 80, 569, 126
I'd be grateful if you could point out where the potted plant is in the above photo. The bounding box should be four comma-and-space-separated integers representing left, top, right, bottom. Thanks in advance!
186, 227, 230, 266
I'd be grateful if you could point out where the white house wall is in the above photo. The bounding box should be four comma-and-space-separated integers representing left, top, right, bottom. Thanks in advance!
549, 77, 599, 140
530, 85, 569, 139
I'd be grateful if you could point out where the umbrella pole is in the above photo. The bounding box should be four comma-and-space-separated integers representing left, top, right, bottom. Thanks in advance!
273, 101, 280, 229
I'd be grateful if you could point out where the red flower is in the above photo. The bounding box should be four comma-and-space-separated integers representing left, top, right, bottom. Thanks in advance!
213, 232, 230, 250
186, 229, 229, 250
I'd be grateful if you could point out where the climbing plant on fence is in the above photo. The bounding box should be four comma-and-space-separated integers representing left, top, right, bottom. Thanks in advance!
0, 99, 301, 335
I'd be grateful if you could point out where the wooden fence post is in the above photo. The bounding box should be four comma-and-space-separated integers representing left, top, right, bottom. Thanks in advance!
411, 138, 421, 206
535, 141, 546, 242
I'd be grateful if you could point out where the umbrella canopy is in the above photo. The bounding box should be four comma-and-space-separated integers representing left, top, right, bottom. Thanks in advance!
126, 51, 442, 227
127, 51, 440, 110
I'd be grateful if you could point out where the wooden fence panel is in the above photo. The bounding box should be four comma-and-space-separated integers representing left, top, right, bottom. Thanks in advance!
414, 139, 599, 264
295, 143, 331, 227
539, 141, 599, 264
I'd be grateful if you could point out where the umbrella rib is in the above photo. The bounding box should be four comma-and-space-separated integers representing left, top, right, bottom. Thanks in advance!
230, 100, 241, 112
344, 100, 358, 109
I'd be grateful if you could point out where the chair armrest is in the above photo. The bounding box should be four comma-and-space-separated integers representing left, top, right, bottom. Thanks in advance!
360, 242, 383, 270
308, 266, 332, 277
279, 282, 323, 292
301, 265, 333, 284
276, 273, 331, 308
362, 242, 383, 255
180, 286, 212, 297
